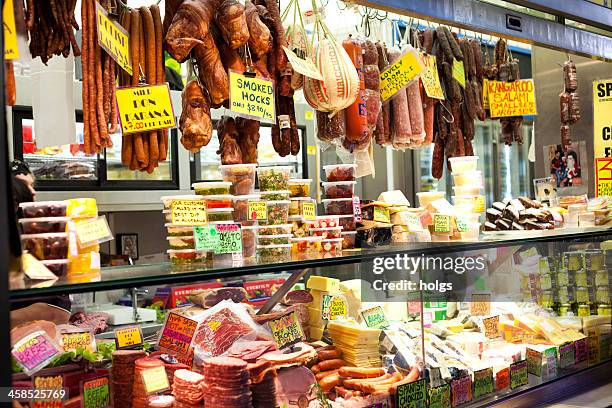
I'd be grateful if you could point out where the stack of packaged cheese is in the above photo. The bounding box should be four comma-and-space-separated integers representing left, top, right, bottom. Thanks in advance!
328, 319, 382, 367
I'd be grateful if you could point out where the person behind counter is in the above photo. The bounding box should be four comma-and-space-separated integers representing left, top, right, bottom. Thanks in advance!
10, 160, 71, 327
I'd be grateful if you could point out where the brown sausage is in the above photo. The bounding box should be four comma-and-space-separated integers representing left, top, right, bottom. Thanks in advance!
94, 31, 109, 148
315, 369, 339, 381
87, 0, 100, 151
121, 135, 132, 166
108, 60, 117, 134
338, 367, 385, 379
406, 80, 424, 141
80, 0, 90, 154
432, 134, 444, 179
140, 6, 156, 84
317, 349, 343, 361
311, 359, 343, 374
343, 373, 392, 389
389, 366, 420, 395
319, 373, 341, 393
130, 9, 141, 86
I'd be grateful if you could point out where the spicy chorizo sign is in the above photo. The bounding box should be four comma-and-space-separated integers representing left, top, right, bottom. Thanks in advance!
96, 1, 132, 75
116, 84, 176, 134
229, 70, 276, 123
487, 79, 537, 118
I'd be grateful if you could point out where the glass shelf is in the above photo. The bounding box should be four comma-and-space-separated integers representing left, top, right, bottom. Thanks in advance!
10, 226, 612, 300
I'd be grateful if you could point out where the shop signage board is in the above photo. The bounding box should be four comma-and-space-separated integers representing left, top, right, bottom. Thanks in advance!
428, 383, 451, 408
95, 1, 132, 75
60, 329, 96, 353
3, 0, 18, 60
452, 59, 466, 88
595, 158, 612, 197
80, 375, 111, 408
75, 216, 113, 247
450, 375, 472, 407
248, 200, 267, 221
473, 368, 494, 399
282, 46, 323, 80
158, 312, 198, 355
526, 348, 543, 377
510, 360, 528, 389
140, 365, 170, 394
229, 70, 275, 123
361, 306, 389, 329
396, 378, 426, 408
380, 49, 425, 102
421, 54, 445, 99
114, 326, 143, 349
268, 311, 304, 349
12, 331, 62, 376
593, 79, 612, 160
171, 199, 208, 226
487, 79, 537, 118
116, 84, 176, 134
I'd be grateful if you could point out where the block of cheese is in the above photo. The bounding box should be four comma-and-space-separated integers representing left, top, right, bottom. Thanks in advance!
310, 290, 336, 310
307, 276, 339, 292
378, 190, 410, 206
554, 316, 582, 331
514, 314, 539, 334
307, 306, 326, 328
534, 318, 570, 345
426, 198, 457, 215
309, 325, 325, 341
563, 330, 587, 342
582, 315, 612, 330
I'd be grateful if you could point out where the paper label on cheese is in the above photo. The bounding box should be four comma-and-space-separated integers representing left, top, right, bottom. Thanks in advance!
433, 214, 451, 233
374, 207, 390, 223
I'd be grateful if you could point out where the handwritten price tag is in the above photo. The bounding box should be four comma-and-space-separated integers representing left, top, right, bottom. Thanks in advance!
380, 49, 425, 102
421, 54, 444, 100
510, 360, 528, 389
374, 207, 390, 223
574, 337, 588, 363
526, 348, 543, 377
60, 329, 95, 352
158, 312, 198, 355
433, 214, 451, 233
81, 375, 111, 408
587, 328, 600, 365
496, 367, 510, 390
428, 383, 451, 408
321, 295, 348, 321
3, 0, 19, 60
215, 223, 242, 254
450, 375, 472, 407
116, 84, 176, 134
96, 1, 131, 75
268, 311, 304, 349
248, 200, 267, 221
559, 342, 575, 369
487, 79, 537, 118
545, 347, 558, 378
75, 216, 113, 247
473, 368, 494, 399
282, 46, 323, 80
470, 294, 491, 316
483, 315, 499, 338
12, 331, 62, 376
352, 196, 362, 222
141, 365, 170, 394
396, 378, 426, 408
301, 201, 316, 221
229, 70, 275, 123
452, 59, 466, 88
171, 199, 207, 226
114, 326, 143, 349
361, 306, 389, 329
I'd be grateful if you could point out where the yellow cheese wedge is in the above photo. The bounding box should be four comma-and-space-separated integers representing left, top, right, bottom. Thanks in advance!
310, 290, 336, 309
582, 315, 612, 329
307, 276, 340, 292
308, 306, 326, 328
309, 325, 325, 341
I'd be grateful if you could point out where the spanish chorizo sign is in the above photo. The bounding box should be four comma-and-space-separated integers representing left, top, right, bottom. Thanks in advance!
487, 79, 537, 118
116, 84, 176, 134
229, 70, 276, 123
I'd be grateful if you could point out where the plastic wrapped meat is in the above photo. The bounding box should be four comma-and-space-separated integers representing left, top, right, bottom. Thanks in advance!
192, 306, 254, 356
187, 287, 248, 308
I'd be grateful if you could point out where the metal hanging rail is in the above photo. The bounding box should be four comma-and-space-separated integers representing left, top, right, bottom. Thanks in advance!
350, 0, 612, 61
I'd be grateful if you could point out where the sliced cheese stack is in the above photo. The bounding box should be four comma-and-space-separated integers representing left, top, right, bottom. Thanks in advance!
307, 276, 341, 341
327, 320, 381, 367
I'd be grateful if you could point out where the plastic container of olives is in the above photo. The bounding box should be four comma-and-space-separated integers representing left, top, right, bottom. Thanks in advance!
21, 233, 69, 260
19, 217, 70, 234
19, 201, 67, 218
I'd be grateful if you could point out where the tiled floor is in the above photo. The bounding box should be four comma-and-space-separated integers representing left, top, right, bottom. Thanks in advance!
540, 382, 612, 408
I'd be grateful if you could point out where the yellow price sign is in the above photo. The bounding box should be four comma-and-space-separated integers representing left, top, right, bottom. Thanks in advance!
140, 365, 170, 394
75, 216, 113, 247
421, 54, 445, 100
96, 2, 132, 75
301, 201, 316, 221
60, 330, 95, 352
433, 214, 451, 233
373, 207, 390, 223
114, 326, 143, 349
229, 70, 275, 123
269, 311, 304, 349
474, 195, 485, 213
248, 200, 267, 221
116, 84, 176, 134
487, 79, 537, 118
171, 199, 208, 226
482, 78, 490, 109
3, 0, 18, 60
380, 49, 425, 102
452, 59, 466, 88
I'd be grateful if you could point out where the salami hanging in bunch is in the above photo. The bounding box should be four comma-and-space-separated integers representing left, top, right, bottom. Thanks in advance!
559, 58, 580, 150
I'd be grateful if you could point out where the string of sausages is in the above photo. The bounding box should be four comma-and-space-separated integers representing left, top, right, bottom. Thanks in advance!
5, 62, 16, 106
26, 0, 81, 64
117, 5, 167, 172
560, 59, 579, 150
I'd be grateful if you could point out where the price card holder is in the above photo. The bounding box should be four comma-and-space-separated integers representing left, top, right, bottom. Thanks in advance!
396, 378, 426, 408
171, 199, 208, 226
3, 0, 19, 60
473, 368, 494, 399
452, 59, 466, 88
116, 84, 176, 134
433, 214, 451, 233
140, 365, 170, 395
361, 306, 389, 329
301, 201, 316, 221
248, 200, 267, 221
229, 70, 275, 123
510, 360, 528, 389
158, 312, 198, 355
80, 375, 111, 408
114, 326, 144, 350
421, 54, 444, 100
268, 311, 304, 349
380, 48, 426, 102
75, 216, 113, 248
428, 383, 451, 408
373, 207, 390, 223
352, 196, 362, 222
11, 330, 62, 377
60, 329, 96, 353
95, 1, 131, 75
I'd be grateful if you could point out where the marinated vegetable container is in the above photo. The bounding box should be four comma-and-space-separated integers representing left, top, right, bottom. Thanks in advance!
324, 164, 357, 182
322, 181, 356, 199
261, 190, 291, 201
161, 195, 204, 210
336, 215, 357, 231
257, 234, 292, 246
257, 166, 292, 191
256, 244, 292, 260
305, 216, 342, 229
289, 197, 315, 216
165, 224, 194, 236
21, 233, 69, 260
19, 217, 70, 234
231, 194, 261, 222
291, 236, 323, 254
322, 198, 354, 215
241, 224, 257, 258
203, 194, 233, 209
19, 201, 67, 218
220, 163, 257, 195
167, 235, 196, 250
263, 200, 290, 225
167, 249, 206, 265
341, 231, 357, 249
448, 156, 479, 173
206, 208, 234, 222
41, 259, 70, 277
452, 186, 482, 196
192, 182, 232, 196
257, 223, 292, 235
452, 170, 483, 187
288, 179, 312, 197
320, 238, 343, 253
310, 227, 343, 239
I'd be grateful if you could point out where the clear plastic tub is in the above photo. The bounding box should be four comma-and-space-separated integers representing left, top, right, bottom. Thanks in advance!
167, 235, 196, 250
304, 216, 342, 229
459, 222, 480, 241
416, 191, 445, 208
167, 249, 206, 265
341, 231, 357, 249
21, 233, 69, 260
206, 208, 234, 222
322, 198, 354, 215
291, 236, 323, 254
452, 170, 483, 187
231, 194, 261, 222
309, 227, 343, 239
336, 215, 357, 231
19, 201, 67, 218
452, 195, 484, 213
261, 190, 290, 201
19, 217, 70, 234
220, 163, 257, 195
162, 210, 172, 223
257, 223, 292, 235
161, 195, 204, 210
324, 164, 357, 182
320, 238, 343, 253
452, 186, 482, 196
202, 194, 233, 209
192, 182, 232, 196
165, 224, 194, 236
257, 234, 292, 246
448, 156, 479, 173
257, 166, 292, 191
241, 225, 257, 258
41, 259, 70, 277
264, 200, 290, 225
256, 244, 292, 260
322, 181, 357, 199
288, 179, 312, 197
289, 198, 315, 216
